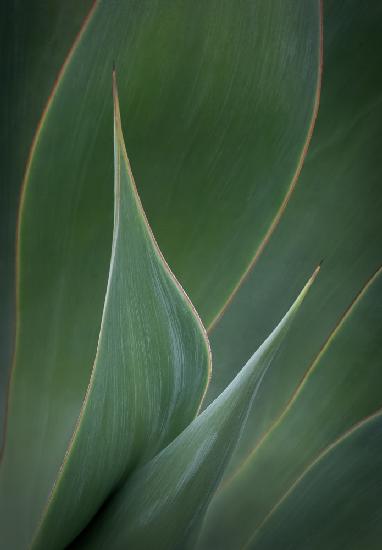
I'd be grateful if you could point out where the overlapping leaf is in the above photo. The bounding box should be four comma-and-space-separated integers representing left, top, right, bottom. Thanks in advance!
206, 0, 382, 470
0, 2, 321, 548
200, 6, 382, 545
1, 75, 211, 550
200, 265, 382, 549
0, 0, 94, 446
1, 0, 322, 417
194, 19, 382, 549
251, 410, 382, 550
69, 269, 319, 550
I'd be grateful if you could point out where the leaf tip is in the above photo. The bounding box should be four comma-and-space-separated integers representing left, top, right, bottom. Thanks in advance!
298, 262, 321, 304
292, 264, 321, 312
311, 261, 322, 281
306, 263, 321, 289
112, 68, 122, 139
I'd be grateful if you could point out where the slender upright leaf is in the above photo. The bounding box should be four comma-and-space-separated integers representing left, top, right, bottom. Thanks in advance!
199, 266, 382, 549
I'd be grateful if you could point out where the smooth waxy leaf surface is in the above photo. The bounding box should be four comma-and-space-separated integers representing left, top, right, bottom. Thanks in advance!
1, 2, 321, 547
251, 411, 382, 550
199, 266, 382, 549
0, 0, 321, 465
1, 76, 211, 550
205, 0, 382, 477
71, 271, 318, 550
0, 0, 94, 447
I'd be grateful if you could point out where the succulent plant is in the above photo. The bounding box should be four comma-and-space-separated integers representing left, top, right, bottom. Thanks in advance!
1, 1, 381, 549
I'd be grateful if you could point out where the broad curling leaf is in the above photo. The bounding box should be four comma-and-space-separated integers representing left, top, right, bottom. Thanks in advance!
71, 268, 319, 550
30, 73, 211, 550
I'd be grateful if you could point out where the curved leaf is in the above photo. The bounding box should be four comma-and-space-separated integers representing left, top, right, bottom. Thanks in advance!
1, 75, 211, 550
71, 269, 319, 550
1, 2, 321, 547
250, 410, 382, 549
0, 0, 94, 447
205, 0, 382, 470
199, 266, 382, 549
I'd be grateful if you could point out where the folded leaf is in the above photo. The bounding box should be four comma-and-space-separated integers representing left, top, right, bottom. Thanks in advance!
71, 268, 319, 550
1, 74, 211, 550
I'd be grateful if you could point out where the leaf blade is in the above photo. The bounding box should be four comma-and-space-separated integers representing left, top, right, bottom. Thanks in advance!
250, 409, 382, 549
199, 265, 382, 549
205, 0, 382, 487
1, 2, 322, 546
4, 74, 211, 550
0, 0, 95, 451
71, 269, 319, 550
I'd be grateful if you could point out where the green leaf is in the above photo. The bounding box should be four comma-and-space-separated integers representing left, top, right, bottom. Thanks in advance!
0, 0, 94, 447
1, 74, 211, 550
70, 269, 319, 550
0, 2, 321, 547
250, 410, 382, 550
205, 0, 382, 473
199, 266, 382, 549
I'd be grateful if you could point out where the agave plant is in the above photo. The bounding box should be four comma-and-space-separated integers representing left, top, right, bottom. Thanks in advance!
1, 1, 381, 549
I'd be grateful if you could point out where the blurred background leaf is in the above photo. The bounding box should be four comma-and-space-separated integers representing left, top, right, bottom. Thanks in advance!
250, 410, 382, 550
0, 0, 94, 445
